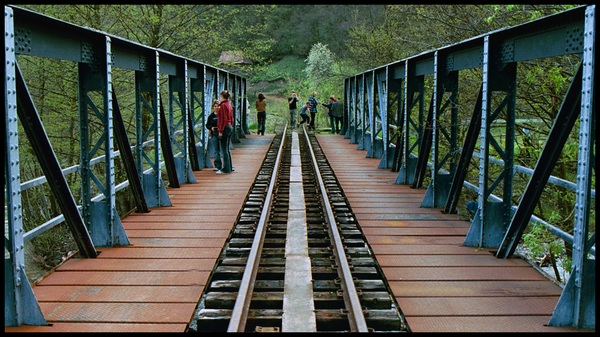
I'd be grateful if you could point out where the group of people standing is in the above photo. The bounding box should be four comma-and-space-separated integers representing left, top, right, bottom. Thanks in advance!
205, 90, 234, 174
206, 89, 344, 173
246, 90, 343, 138
288, 90, 318, 130
289, 91, 343, 133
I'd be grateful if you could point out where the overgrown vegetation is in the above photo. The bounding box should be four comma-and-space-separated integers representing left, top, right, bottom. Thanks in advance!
12, 4, 592, 285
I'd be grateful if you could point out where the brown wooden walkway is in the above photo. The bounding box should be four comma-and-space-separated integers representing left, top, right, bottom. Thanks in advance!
5, 134, 275, 333
5, 132, 589, 333
317, 133, 585, 333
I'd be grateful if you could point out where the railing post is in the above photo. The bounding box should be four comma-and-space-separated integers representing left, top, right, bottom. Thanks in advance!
4, 7, 47, 326
549, 5, 596, 329
464, 35, 517, 248
396, 60, 423, 185
137, 50, 171, 207
377, 67, 392, 169
202, 67, 216, 168
79, 36, 129, 247
168, 60, 196, 184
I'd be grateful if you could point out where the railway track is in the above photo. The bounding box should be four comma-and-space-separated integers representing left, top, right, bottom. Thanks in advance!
187, 126, 411, 333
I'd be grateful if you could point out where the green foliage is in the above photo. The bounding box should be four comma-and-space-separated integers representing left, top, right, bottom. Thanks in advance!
251, 56, 305, 82
486, 4, 579, 24
25, 224, 78, 283
523, 224, 564, 259
522, 222, 571, 280
347, 5, 576, 70
265, 5, 382, 60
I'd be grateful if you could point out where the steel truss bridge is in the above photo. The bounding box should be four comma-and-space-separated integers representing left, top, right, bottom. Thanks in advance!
4, 4, 595, 330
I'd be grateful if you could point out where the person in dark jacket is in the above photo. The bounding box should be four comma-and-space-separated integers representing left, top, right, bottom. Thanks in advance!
307, 91, 319, 130
288, 90, 299, 128
331, 97, 344, 134
205, 100, 221, 171
321, 96, 337, 134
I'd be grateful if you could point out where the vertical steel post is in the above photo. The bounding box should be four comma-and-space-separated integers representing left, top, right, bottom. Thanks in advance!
4, 6, 47, 326
346, 76, 356, 141
377, 67, 390, 168
421, 51, 443, 207
550, 6, 596, 329
167, 61, 195, 184
340, 77, 352, 139
189, 74, 204, 170
357, 74, 365, 149
137, 51, 171, 207
79, 37, 129, 247
465, 35, 517, 248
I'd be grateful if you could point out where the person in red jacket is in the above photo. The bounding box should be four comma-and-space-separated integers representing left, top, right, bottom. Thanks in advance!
216, 90, 234, 174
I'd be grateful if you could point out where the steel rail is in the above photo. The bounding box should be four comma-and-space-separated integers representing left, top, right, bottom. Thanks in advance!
227, 125, 288, 332
301, 127, 370, 332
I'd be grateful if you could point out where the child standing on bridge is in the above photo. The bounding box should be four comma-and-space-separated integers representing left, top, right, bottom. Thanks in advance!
206, 100, 222, 171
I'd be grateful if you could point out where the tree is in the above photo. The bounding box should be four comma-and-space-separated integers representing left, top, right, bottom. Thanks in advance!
304, 42, 334, 82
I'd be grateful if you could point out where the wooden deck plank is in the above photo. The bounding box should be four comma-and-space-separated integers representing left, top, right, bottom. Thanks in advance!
51, 258, 217, 271
33, 285, 202, 302
34, 270, 210, 286
388, 280, 563, 297
38, 302, 197, 323
4, 323, 186, 333
406, 316, 583, 333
